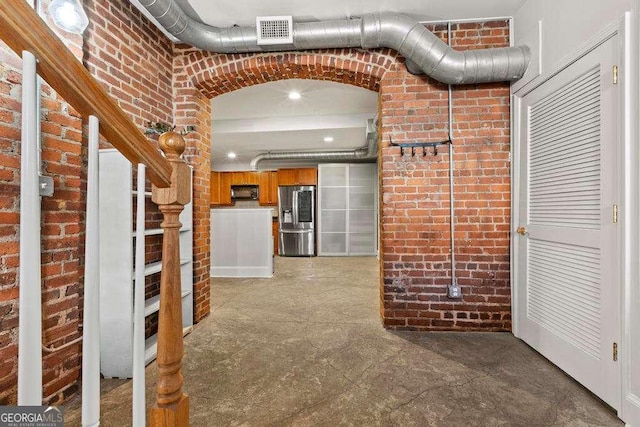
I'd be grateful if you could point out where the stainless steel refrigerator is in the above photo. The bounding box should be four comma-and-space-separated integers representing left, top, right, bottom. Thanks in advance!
278, 185, 316, 256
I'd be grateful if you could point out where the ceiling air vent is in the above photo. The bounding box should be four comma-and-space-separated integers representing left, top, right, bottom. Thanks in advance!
256, 16, 293, 45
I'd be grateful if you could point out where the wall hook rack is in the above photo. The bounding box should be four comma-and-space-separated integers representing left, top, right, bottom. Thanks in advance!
388, 136, 451, 157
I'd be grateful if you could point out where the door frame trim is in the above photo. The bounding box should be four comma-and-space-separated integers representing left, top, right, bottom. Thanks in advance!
510, 15, 634, 420
619, 11, 640, 424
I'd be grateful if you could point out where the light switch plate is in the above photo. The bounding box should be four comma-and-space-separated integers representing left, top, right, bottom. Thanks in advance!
39, 174, 54, 197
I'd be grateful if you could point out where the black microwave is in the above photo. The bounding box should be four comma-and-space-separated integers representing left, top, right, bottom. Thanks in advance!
231, 185, 259, 200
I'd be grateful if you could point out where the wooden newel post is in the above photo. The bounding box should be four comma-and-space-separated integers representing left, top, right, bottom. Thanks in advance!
149, 131, 191, 426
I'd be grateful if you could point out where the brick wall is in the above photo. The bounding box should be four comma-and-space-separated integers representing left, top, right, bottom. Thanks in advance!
177, 21, 512, 331
84, 0, 174, 129
183, 92, 212, 322
380, 23, 511, 331
0, 5, 87, 403
0, 0, 187, 404
0, 44, 23, 405
173, 50, 214, 321
39, 75, 85, 405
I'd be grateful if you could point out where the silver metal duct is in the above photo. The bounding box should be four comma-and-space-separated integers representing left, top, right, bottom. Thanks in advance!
137, 1, 530, 84
250, 120, 378, 171
404, 59, 424, 76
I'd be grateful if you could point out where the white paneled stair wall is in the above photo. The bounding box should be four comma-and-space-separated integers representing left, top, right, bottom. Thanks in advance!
98, 149, 193, 379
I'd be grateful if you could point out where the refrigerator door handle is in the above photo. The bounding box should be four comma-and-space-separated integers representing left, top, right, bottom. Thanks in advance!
279, 229, 312, 234
292, 190, 299, 224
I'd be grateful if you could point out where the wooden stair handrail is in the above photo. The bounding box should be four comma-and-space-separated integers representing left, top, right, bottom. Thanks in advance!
0, 0, 172, 187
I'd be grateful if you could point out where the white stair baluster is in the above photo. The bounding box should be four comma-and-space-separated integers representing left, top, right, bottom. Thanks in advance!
133, 164, 147, 426
82, 115, 101, 427
17, 50, 42, 406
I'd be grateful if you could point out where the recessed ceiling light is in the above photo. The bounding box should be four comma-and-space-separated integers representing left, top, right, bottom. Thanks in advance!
323, 136, 334, 143
288, 91, 301, 100
227, 152, 237, 159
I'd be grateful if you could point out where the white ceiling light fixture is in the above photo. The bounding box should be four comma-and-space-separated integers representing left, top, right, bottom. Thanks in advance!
49, 0, 89, 34
288, 91, 301, 100
323, 136, 334, 142
227, 152, 237, 159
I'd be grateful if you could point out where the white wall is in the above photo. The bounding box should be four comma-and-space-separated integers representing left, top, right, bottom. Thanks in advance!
513, 0, 632, 81
513, 0, 640, 424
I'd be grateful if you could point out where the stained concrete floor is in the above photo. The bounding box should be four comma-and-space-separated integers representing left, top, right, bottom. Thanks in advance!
66, 256, 621, 426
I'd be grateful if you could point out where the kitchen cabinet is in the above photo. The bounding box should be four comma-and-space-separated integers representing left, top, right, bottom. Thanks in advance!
214, 169, 315, 205
258, 171, 278, 206
277, 167, 317, 186
211, 209, 273, 277
220, 173, 232, 205
210, 171, 221, 204
272, 219, 279, 255
230, 172, 243, 185
211, 171, 232, 206
231, 171, 258, 185
251, 172, 260, 184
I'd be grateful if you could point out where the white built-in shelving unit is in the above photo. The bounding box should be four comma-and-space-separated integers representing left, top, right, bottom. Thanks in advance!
318, 163, 378, 256
98, 149, 193, 379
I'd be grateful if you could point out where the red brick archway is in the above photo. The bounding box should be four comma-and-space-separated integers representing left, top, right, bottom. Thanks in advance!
175, 20, 513, 331
181, 48, 397, 97
172, 48, 398, 324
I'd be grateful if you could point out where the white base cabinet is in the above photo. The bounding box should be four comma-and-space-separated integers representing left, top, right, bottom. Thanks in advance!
98, 149, 193, 378
210, 208, 274, 278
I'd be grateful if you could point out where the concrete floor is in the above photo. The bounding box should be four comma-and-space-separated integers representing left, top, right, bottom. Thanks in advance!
66, 256, 620, 426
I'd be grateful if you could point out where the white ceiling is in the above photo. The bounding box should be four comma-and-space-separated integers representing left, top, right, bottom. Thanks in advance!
180, 0, 527, 27
212, 79, 378, 171
132, 0, 529, 171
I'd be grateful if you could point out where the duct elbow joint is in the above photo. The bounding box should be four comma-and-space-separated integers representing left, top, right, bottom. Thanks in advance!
404, 59, 423, 75
249, 154, 265, 171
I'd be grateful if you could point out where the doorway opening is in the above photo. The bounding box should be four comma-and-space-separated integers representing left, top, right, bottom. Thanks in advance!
208, 78, 381, 314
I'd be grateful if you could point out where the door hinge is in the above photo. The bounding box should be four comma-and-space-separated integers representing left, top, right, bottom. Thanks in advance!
613, 342, 618, 361
613, 204, 618, 223
613, 65, 618, 84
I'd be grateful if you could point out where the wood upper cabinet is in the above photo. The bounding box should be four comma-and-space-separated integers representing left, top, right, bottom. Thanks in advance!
258, 171, 278, 206
298, 168, 318, 185
268, 171, 278, 203
276, 169, 297, 186
277, 168, 317, 186
213, 169, 313, 205
230, 172, 243, 185
220, 173, 232, 205
210, 171, 220, 204
210, 171, 232, 205
231, 171, 258, 185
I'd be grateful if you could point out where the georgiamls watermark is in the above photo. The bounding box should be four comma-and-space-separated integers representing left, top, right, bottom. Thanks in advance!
0, 406, 64, 427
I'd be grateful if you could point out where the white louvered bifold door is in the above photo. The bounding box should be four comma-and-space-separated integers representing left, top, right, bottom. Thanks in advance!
515, 36, 620, 409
